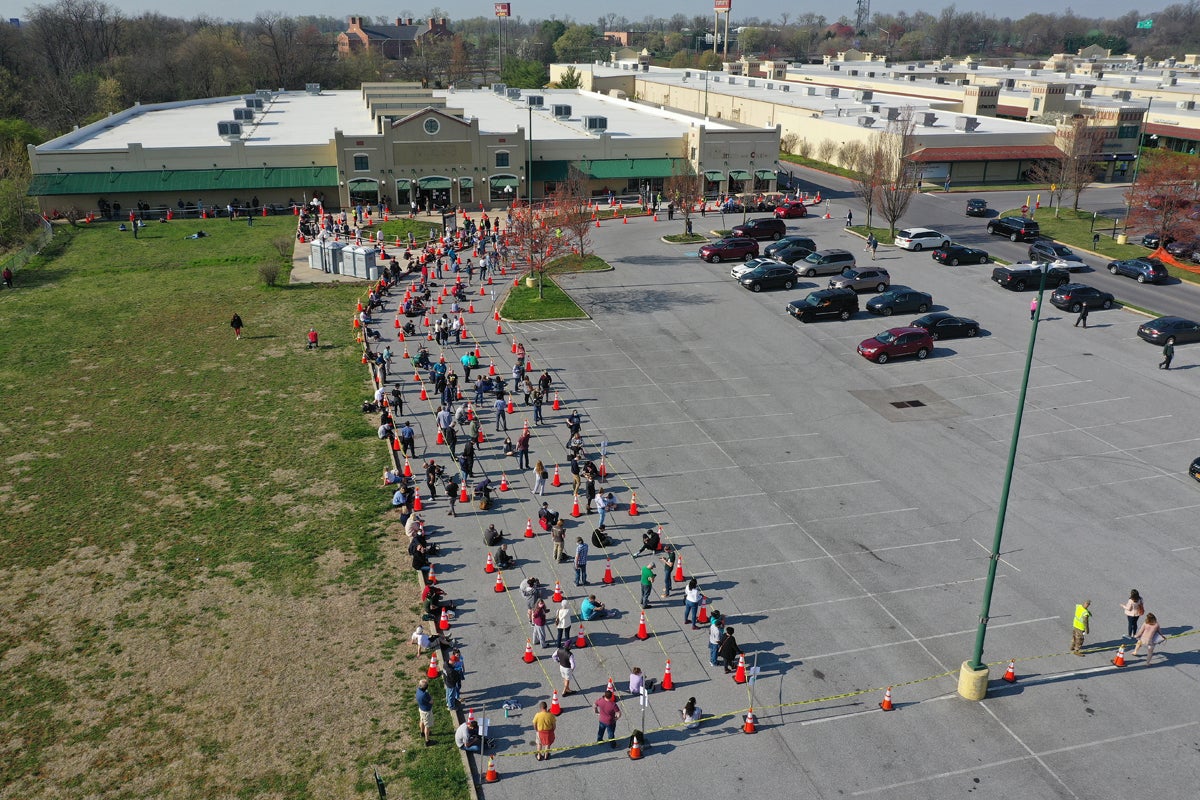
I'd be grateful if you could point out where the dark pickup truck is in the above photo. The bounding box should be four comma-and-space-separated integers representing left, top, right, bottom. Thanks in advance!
990, 264, 1071, 291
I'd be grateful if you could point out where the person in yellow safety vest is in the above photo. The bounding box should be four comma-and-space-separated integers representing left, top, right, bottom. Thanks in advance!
1071, 600, 1092, 655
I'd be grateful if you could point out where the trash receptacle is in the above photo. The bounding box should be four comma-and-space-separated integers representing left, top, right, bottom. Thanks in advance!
1116, 234, 1128, 245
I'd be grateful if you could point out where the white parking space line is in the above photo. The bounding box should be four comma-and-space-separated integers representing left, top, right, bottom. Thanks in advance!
591, 393, 772, 411
682, 522, 797, 539
706, 538, 961, 576
1126, 435, 1200, 451
660, 492, 766, 506
713, 432, 821, 444
1169, 544, 1200, 552
804, 506, 918, 523
794, 614, 1052, 663
972, 538, 1021, 572
779, 479, 880, 493
1064, 474, 1160, 492
694, 411, 796, 422
996, 414, 1173, 442
639, 464, 742, 479
850, 722, 1198, 798
1115, 502, 1200, 520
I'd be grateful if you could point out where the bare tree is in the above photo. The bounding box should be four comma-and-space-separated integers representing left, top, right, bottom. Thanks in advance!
663, 160, 703, 235
552, 165, 593, 256
1125, 150, 1200, 243
507, 199, 569, 300
1055, 114, 1103, 211
1025, 156, 1068, 209
844, 140, 885, 229
874, 110, 921, 236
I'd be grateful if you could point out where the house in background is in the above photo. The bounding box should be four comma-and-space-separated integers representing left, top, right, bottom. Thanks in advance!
337, 17, 452, 60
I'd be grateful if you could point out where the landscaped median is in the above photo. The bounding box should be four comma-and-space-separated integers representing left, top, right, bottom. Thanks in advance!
498, 253, 609, 321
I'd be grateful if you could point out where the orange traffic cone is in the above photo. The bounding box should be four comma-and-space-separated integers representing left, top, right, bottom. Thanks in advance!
394, 317, 400, 329
522, 639, 535, 663
427, 653, 440, 678
635, 611, 649, 640
743, 708, 758, 734
413, 491, 423, 512
511, 338, 518, 354
629, 492, 639, 516
391, 437, 401, 452
628, 736, 643, 759
732, 654, 747, 684
570, 494, 581, 517
484, 552, 496, 573
553, 392, 561, 410
469, 302, 475, 313
879, 686, 894, 711
436, 429, 445, 445
1002, 658, 1018, 682
403, 458, 413, 477
674, 554, 684, 583
549, 690, 562, 715
419, 386, 428, 401
606, 676, 615, 694
459, 484, 469, 503
552, 465, 561, 486
602, 558, 614, 584
438, 607, 450, 631
477, 430, 485, 443
484, 756, 499, 783
488, 361, 497, 376
552, 580, 563, 602
506, 398, 515, 413
1112, 645, 1127, 668
623, 215, 628, 224
662, 659, 674, 690
424, 560, 435, 584
652, 212, 658, 222
499, 473, 509, 492
494, 309, 501, 321
496, 323, 503, 335
524, 517, 534, 537
494, 573, 507, 592
598, 457, 607, 479
573, 622, 588, 648
697, 596, 709, 625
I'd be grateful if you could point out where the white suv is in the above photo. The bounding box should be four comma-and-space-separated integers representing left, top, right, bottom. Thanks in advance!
730, 257, 781, 279
894, 228, 951, 251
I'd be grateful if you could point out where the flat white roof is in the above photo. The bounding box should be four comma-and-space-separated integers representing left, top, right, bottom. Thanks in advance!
436, 87, 741, 139
41, 90, 376, 152
593, 63, 1049, 136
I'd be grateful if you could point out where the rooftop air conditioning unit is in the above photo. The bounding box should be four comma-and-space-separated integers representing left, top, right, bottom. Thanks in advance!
1178, 100, 1195, 110
728, 77, 737, 84
907, 75, 917, 82
766, 82, 774, 89
642, 63, 649, 72
684, 71, 691, 78
921, 112, 938, 126
956, 79, 968, 86
712, 75, 720, 82
968, 62, 978, 70
505, 88, 521, 99
857, 115, 875, 127
806, 86, 817, 95
849, 69, 859, 76
244, 97, 264, 110
825, 87, 839, 98
954, 116, 980, 132
1163, 76, 1178, 86
853, 90, 873, 101
526, 94, 544, 107
255, 89, 273, 101
885, 106, 900, 120
781, 84, 790, 92
232, 107, 255, 121
917, 62, 926, 68
907, 65, 915, 71
1027, 69, 1038, 76
868, 71, 876, 78
1079, 86, 1094, 98
869, 104, 881, 113
305, 83, 321, 95
830, 64, 841, 72
583, 115, 607, 133
552, 104, 572, 118
747, 79, 756, 87
492, 83, 507, 94
217, 120, 243, 141
935, 76, 946, 84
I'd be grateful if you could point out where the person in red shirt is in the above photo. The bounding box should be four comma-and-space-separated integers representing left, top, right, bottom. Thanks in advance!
306, 328, 319, 349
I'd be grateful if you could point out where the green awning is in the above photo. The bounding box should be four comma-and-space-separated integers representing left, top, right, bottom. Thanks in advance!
418, 176, 451, 189
490, 176, 519, 188
457, 177, 474, 188
584, 158, 676, 179
28, 166, 337, 196
755, 169, 775, 179
703, 170, 724, 181
532, 160, 570, 181
728, 170, 751, 180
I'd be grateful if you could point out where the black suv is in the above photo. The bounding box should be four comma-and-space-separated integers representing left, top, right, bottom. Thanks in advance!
764, 236, 817, 263
731, 217, 787, 241
787, 288, 859, 322
990, 264, 1071, 291
987, 216, 1041, 242
1028, 240, 1085, 271
1050, 283, 1115, 313
965, 198, 988, 217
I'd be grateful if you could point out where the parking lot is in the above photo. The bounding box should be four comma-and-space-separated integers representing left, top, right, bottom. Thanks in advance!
431, 211, 1199, 799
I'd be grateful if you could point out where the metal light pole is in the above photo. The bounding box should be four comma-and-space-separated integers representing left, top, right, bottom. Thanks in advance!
959, 261, 1050, 699
1123, 97, 1152, 233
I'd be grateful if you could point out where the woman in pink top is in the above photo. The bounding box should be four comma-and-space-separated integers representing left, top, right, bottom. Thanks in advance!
1132, 613, 1162, 664
1120, 589, 1144, 639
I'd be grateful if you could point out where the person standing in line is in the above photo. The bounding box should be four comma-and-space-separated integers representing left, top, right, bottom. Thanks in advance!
532, 598, 551, 648
1075, 303, 1089, 328
593, 689, 622, 748
639, 560, 656, 609
532, 389, 544, 424
1071, 599, 1091, 655
493, 395, 507, 431
660, 546, 677, 598
1121, 589, 1145, 639
416, 679, 434, 745
516, 428, 531, 471
708, 614, 723, 666
1030, 297, 1038, 320
574, 536, 589, 586
569, 456, 582, 495
533, 701, 557, 761
230, 312, 244, 340
683, 578, 702, 628
551, 519, 566, 563
532, 459, 547, 496
1131, 612, 1163, 664
556, 644, 576, 696
596, 492, 612, 528
1160, 341, 1174, 370
443, 659, 463, 710
717, 626, 741, 673
555, 600, 571, 648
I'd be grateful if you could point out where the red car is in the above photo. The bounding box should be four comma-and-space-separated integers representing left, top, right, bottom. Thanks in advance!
774, 201, 809, 219
856, 327, 935, 364
698, 237, 759, 263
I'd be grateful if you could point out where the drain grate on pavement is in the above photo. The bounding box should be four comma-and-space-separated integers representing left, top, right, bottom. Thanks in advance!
850, 385, 962, 422
890, 400, 927, 409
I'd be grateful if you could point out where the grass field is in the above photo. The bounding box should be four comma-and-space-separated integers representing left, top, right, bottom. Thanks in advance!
0, 217, 466, 799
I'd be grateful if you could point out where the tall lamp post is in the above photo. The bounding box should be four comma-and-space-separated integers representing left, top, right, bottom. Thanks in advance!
958, 260, 1051, 700
1123, 97, 1153, 233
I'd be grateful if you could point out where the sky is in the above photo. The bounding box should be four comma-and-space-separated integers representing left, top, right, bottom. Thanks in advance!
0, 0, 1145, 24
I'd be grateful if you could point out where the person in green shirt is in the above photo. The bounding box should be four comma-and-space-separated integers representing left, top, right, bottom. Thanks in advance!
640, 562, 656, 608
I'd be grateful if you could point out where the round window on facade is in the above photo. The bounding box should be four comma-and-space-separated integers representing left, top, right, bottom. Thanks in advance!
423, 118, 440, 135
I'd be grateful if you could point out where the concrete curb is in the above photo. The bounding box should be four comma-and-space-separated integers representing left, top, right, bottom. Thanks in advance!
659, 236, 710, 245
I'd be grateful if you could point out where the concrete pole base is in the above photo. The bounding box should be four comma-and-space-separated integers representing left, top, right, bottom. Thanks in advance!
957, 661, 990, 700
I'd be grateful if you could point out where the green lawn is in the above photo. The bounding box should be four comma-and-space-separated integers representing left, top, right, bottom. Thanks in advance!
0, 216, 465, 800
500, 274, 587, 320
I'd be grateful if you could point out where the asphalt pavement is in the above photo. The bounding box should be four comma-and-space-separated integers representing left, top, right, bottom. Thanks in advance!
387, 200, 1199, 800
